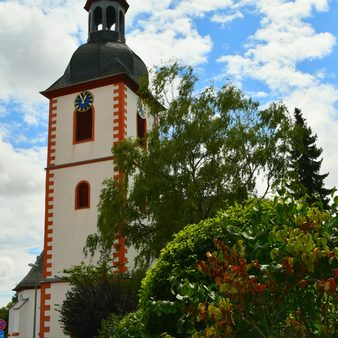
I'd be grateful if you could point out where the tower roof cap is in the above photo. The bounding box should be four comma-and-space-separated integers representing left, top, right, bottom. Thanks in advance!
42, 0, 147, 97
84, 0, 129, 12
41, 41, 148, 96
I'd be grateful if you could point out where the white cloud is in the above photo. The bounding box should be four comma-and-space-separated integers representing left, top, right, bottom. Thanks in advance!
125, 0, 258, 68
175, 0, 239, 16
211, 11, 244, 26
284, 84, 338, 189
0, 138, 45, 306
128, 26, 212, 67
0, 249, 42, 307
0, 257, 14, 279
0, 1, 83, 103
0, 106, 8, 118
127, 0, 240, 19
218, 0, 338, 190
126, 2, 215, 67
256, 0, 329, 22
218, 0, 336, 93
0, 142, 45, 196
0, 0, 225, 106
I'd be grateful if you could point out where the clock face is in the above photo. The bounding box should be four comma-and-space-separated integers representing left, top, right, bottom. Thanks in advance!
75, 91, 94, 112
137, 98, 146, 119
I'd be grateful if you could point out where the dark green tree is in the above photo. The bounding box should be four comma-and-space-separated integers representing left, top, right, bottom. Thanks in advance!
288, 108, 331, 207
59, 264, 139, 338
86, 64, 292, 268
0, 306, 8, 325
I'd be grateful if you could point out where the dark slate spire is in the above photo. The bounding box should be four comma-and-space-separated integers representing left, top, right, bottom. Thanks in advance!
41, 0, 148, 97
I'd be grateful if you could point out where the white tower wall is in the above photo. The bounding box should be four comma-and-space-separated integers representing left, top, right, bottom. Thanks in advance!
40, 81, 153, 337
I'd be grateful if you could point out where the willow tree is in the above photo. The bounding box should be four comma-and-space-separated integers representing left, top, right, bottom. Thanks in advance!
86, 64, 291, 268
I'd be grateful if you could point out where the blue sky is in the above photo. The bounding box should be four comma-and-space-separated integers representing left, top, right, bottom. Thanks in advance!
0, 0, 338, 307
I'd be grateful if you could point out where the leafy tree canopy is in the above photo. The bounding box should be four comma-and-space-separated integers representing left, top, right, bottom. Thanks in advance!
86, 63, 292, 268
288, 108, 331, 207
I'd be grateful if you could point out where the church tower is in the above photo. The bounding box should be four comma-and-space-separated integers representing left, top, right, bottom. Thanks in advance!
38, 1, 150, 336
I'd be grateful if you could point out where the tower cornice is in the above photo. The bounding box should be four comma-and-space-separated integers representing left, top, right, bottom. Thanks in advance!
40, 73, 139, 99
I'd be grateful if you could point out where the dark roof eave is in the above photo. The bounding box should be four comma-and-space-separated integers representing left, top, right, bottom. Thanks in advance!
40, 73, 140, 99
13, 283, 41, 292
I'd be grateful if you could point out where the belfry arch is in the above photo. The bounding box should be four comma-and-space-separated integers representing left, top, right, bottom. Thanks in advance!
88, 0, 127, 42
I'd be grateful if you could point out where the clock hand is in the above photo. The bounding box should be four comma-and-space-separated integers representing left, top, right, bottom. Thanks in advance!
78, 93, 83, 104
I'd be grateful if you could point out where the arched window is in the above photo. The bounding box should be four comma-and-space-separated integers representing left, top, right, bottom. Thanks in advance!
75, 181, 90, 209
74, 107, 94, 144
94, 7, 103, 31
107, 6, 116, 30
119, 11, 125, 35
137, 113, 147, 146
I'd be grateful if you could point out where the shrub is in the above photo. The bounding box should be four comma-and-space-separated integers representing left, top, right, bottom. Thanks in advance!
112, 310, 146, 338
59, 264, 139, 338
96, 310, 146, 338
139, 196, 338, 337
96, 313, 121, 338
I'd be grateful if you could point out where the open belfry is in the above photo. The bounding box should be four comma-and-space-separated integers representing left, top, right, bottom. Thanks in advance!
9, 1, 151, 337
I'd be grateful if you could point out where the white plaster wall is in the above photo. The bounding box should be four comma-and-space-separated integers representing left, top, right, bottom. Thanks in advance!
8, 289, 41, 338
8, 306, 18, 335
41, 83, 154, 337
51, 85, 155, 277
51, 161, 113, 276
48, 282, 70, 338
126, 87, 138, 138
126, 245, 138, 270
124, 88, 155, 269
54, 84, 118, 165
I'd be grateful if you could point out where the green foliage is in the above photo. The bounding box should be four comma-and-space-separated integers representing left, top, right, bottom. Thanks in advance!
96, 310, 146, 338
59, 263, 139, 338
86, 63, 292, 268
139, 195, 338, 337
0, 306, 9, 326
288, 108, 331, 207
96, 313, 121, 338
113, 310, 146, 338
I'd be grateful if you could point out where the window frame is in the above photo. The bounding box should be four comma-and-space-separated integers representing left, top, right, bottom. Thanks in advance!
73, 106, 95, 144
136, 112, 147, 147
75, 181, 91, 210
